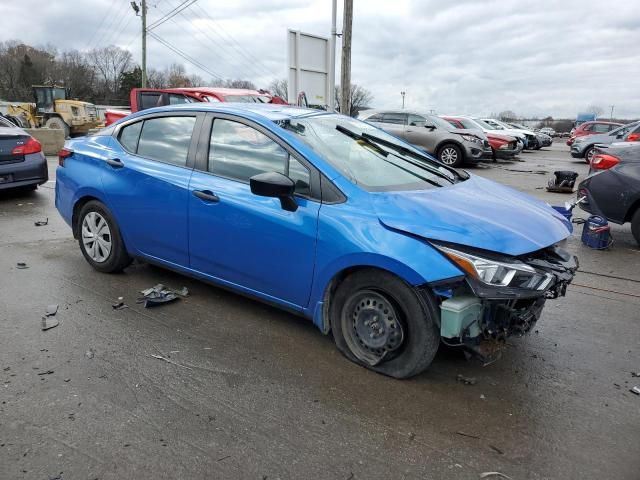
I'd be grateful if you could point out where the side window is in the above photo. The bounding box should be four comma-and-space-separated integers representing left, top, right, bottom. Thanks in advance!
288, 157, 311, 196
582, 124, 592, 132
408, 114, 427, 126
593, 123, 609, 133
169, 94, 193, 105
382, 113, 407, 125
139, 93, 163, 110
118, 120, 143, 152
209, 119, 287, 182
137, 116, 196, 166
609, 124, 620, 132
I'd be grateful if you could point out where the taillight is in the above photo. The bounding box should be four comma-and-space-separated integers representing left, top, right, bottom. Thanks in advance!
591, 153, 620, 170
11, 136, 42, 155
626, 133, 640, 142
58, 148, 73, 167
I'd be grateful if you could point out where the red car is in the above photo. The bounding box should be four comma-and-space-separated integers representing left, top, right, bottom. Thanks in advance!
104, 87, 287, 126
443, 116, 522, 159
566, 121, 623, 146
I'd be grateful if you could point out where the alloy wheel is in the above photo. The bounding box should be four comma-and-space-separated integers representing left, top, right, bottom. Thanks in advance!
440, 147, 458, 165
81, 211, 112, 263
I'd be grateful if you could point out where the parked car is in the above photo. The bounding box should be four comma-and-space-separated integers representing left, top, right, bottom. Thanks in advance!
480, 119, 539, 149
578, 142, 640, 245
104, 87, 287, 126
448, 116, 527, 152
570, 121, 640, 162
536, 132, 553, 148
0, 115, 47, 191
540, 127, 555, 136
358, 110, 492, 167
443, 116, 522, 160
566, 121, 624, 146
55, 103, 577, 378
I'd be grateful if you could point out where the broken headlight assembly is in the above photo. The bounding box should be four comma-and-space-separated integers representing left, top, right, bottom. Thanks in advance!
434, 244, 555, 297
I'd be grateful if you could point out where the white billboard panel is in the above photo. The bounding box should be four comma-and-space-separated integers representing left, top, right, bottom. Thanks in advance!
287, 30, 330, 107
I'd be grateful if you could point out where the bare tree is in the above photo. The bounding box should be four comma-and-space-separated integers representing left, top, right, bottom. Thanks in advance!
586, 104, 603, 118
335, 83, 373, 116
498, 110, 518, 121
146, 68, 168, 88
87, 46, 133, 100
268, 78, 288, 100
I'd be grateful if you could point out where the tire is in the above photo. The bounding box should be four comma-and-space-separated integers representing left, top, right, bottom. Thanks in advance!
44, 117, 70, 138
77, 200, 132, 273
437, 143, 464, 167
330, 269, 440, 379
631, 209, 640, 247
584, 146, 595, 164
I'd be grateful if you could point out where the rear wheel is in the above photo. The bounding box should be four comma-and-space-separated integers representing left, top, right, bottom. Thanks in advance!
44, 116, 70, 138
584, 146, 595, 164
77, 200, 132, 273
437, 144, 464, 167
631, 209, 640, 247
330, 269, 440, 379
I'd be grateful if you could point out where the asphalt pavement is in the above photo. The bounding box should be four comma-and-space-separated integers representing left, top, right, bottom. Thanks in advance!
1, 143, 639, 479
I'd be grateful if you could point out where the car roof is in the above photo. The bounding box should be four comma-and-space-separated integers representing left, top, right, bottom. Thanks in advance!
581, 120, 624, 126
128, 102, 326, 122
171, 87, 268, 96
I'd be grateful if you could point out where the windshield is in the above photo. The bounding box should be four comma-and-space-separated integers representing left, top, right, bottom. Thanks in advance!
473, 118, 496, 130
224, 95, 271, 103
276, 114, 456, 192
610, 122, 636, 136
457, 118, 484, 130
427, 115, 455, 130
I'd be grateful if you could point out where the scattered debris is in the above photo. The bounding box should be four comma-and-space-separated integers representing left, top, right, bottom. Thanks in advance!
480, 394, 486, 399
456, 431, 480, 439
34, 218, 49, 226
547, 170, 578, 193
217, 455, 231, 462
137, 284, 187, 308
480, 472, 512, 479
631, 372, 640, 378
37, 370, 54, 376
64, 378, 71, 383
45, 304, 58, 316
457, 374, 477, 385
149, 354, 191, 369
16, 262, 29, 269
41, 304, 59, 331
631, 386, 640, 395
489, 445, 504, 455
85, 349, 95, 359
112, 297, 127, 310
408, 432, 415, 440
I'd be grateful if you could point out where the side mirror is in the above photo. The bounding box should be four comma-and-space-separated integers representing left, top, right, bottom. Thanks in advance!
425, 123, 436, 130
616, 133, 624, 139
250, 172, 298, 211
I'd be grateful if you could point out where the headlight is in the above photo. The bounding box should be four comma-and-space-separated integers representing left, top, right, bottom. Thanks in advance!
460, 134, 483, 145
436, 245, 553, 290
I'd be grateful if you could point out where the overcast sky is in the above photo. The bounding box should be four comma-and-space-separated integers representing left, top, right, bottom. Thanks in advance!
3, 0, 640, 118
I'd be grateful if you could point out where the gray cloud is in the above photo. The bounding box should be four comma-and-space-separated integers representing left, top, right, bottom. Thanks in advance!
2, 0, 639, 118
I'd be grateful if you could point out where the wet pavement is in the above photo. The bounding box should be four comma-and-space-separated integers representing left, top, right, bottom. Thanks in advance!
1, 143, 639, 479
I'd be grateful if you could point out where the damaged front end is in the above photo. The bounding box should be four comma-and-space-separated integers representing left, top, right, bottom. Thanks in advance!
427, 243, 578, 363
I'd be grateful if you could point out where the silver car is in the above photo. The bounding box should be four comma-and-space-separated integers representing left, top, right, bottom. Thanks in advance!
358, 110, 492, 167
571, 121, 640, 162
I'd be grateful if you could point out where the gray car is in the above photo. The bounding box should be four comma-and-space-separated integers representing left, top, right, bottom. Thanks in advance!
571, 121, 640, 162
358, 110, 492, 167
0, 115, 48, 191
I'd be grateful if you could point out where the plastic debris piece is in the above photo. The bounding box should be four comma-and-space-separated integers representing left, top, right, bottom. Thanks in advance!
112, 297, 128, 310
45, 304, 58, 317
489, 445, 504, 455
85, 349, 95, 359
138, 284, 180, 308
41, 317, 59, 331
34, 218, 48, 226
16, 262, 29, 269
631, 372, 640, 378
456, 431, 480, 439
37, 370, 54, 376
176, 287, 189, 297
456, 374, 477, 385
631, 386, 640, 395
480, 472, 512, 479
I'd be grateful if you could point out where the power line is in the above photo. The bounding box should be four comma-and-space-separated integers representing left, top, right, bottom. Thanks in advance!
92, 1, 132, 49
147, 0, 198, 31
87, 0, 120, 50
148, 31, 223, 80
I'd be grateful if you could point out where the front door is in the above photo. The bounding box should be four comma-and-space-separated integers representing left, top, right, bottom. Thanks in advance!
188, 116, 320, 308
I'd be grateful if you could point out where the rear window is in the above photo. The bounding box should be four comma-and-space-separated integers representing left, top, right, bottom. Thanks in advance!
139, 93, 163, 110
123, 116, 196, 167
592, 123, 610, 133
381, 113, 407, 125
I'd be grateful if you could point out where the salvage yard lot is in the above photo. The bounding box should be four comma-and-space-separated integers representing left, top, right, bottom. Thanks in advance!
1, 144, 639, 479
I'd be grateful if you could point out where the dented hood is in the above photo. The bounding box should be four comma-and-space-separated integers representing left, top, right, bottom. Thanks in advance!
373, 174, 571, 256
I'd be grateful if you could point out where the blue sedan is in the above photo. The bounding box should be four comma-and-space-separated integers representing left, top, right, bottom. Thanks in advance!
55, 104, 577, 378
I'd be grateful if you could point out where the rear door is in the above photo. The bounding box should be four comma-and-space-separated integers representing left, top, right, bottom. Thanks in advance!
187, 114, 321, 307
404, 113, 434, 151
103, 112, 203, 265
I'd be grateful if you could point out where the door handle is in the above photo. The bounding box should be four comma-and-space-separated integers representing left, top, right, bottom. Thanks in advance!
106, 158, 123, 168
193, 190, 219, 203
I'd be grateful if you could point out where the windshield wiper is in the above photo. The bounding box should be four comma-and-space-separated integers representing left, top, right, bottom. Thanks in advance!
360, 132, 468, 181
335, 125, 447, 188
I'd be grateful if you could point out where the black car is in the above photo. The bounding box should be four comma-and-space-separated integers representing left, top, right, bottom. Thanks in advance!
578, 142, 640, 245
0, 115, 48, 191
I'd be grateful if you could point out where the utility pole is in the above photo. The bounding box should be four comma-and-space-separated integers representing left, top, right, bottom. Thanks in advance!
131, 1, 147, 87
328, 0, 337, 111
609, 105, 615, 121
340, 0, 353, 116
401, 91, 406, 109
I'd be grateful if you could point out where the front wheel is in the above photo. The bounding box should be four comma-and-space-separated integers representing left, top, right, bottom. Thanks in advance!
330, 269, 440, 379
631, 209, 640, 247
584, 146, 595, 164
77, 200, 132, 273
437, 144, 464, 167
